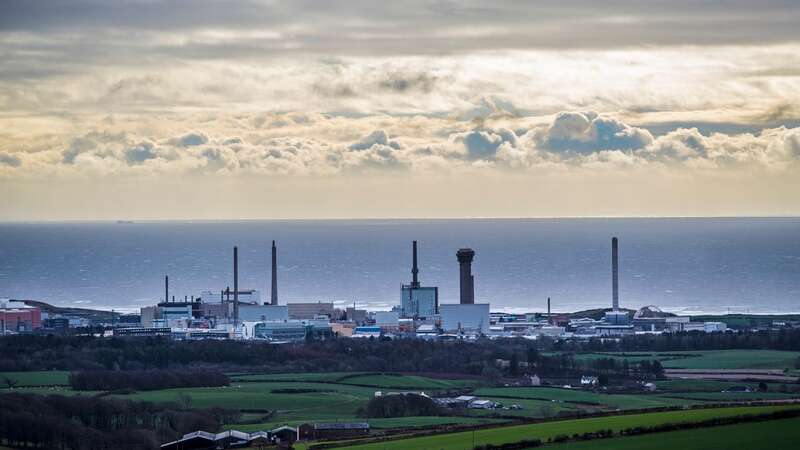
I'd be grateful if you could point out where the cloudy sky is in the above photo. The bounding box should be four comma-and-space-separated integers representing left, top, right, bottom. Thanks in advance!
1, 0, 800, 220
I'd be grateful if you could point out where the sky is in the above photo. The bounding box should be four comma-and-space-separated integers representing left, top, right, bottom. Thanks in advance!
1, 0, 800, 220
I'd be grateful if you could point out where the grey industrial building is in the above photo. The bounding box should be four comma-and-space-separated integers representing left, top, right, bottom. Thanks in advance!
400, 241, 439, 318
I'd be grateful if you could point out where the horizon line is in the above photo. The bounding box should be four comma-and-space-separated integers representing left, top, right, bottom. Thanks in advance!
1, 214, 800, 224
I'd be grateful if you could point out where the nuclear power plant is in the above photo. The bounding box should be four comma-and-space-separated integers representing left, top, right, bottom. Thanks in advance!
126, 234, 726, 341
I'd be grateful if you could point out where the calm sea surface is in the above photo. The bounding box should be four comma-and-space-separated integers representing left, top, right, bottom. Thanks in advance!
0, 218, 799, 314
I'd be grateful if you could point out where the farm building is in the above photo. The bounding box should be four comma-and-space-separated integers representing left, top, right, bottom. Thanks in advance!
298, 422, 370, 440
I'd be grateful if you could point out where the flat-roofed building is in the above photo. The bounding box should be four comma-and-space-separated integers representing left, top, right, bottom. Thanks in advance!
374, 310, 400, 329
0, 304, 42, 332
401, 285, 438, 318
239, 304, 288, 322
288, 302, 334, 319
440, 303, 490, 334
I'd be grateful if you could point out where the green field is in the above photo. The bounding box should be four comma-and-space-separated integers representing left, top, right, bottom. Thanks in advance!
659, 391, 800, 402
231, 372, 478, 390
231, 372, 363, 383
473, 387, 704, 411
660, 350, 800, 370
0, 370, 69, 387
565, 350, 800, 370
334, 405, 800, 450
337, 374, 478, 390
547, 416, 800, 450
230, 416, 506, 432
113, 381, 376, 423
654, 379, 792, 392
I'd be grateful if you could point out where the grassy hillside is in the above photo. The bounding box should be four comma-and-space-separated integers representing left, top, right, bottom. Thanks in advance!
0, 370, 69, 387
333, 405, 800, 450
546, 415, 800, 450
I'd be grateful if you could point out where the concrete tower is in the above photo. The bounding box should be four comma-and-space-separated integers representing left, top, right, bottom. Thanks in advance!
411, 240, 420, 288
456, 248, 475, 304
612, 237, 619, 310
233, 246, 239, 326
271, 240, 278, 305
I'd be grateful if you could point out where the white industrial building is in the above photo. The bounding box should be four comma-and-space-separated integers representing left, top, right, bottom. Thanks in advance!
440, 303, 490, 334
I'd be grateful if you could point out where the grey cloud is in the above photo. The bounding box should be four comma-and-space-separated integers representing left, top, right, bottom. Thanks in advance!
171, 132, 208, 147
0, 152, 21, 167
378, 71, 439, 93
63, 136, 98, 164
124, 141, 158, 164
2, 1, 798, 53
458, 128, 517, 159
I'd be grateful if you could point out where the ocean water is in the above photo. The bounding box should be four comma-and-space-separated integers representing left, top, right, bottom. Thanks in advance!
0, 218, 799, 315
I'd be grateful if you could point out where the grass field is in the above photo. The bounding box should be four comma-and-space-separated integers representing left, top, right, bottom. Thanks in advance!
659, 350, 800, 370
229, 416, 507, 432
0, 370, 69, 387
546, 416, 800, 450
658, 391, 800, 401
654, 379, 792, 392
473, 387, 705, 411
333, 405, 800, 450
565, 350, 800, 370
337, 374, 478, 390
230, 372, 363, 383
113, 381, 376, 421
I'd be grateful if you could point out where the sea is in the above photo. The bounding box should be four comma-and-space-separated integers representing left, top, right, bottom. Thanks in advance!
0, 218, 799, 315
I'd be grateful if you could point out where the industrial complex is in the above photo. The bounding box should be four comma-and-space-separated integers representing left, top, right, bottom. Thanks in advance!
2, 237, 733, 340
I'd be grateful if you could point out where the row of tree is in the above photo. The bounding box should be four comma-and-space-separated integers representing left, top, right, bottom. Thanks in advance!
1, 329, 798, 375
358, 394, 441, 418
69, 368, 229, 391
0, 393, 237, 450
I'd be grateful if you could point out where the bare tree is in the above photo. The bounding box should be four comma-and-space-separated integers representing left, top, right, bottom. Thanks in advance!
3, 377, 18, 389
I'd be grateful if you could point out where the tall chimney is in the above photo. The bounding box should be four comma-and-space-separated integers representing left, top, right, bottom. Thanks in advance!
612, 237, 619, 310
271, 240, 278, 305
547, 297, 551, 325
165, 275, 169, 303
456, 248, 476, 304
411, 241, 420, 288
233, 246, 239, 326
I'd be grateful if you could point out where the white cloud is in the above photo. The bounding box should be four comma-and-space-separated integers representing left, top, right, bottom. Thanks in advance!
535, 111, 654, 153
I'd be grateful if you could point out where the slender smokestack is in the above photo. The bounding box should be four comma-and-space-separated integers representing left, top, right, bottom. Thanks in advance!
547, 297, 551, 325
612, 237, 619, 310
271, 240, 278, 305
411, 241, 420, 288
165, 275, 169, 303
456, 248, 476, 304
234, 246, 239, 326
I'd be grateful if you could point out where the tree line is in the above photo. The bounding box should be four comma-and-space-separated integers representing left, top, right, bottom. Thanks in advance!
0, 393, 237, 450
358, 394, 441, 418
1, 329, 798, 376
69, 368, 229, 391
